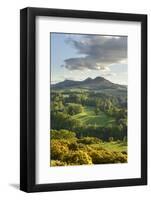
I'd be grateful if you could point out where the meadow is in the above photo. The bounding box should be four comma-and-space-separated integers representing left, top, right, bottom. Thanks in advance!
72, 106, 115, 127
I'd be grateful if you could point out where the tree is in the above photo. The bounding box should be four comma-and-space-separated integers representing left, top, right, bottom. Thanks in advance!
66, 103, 83, 115
109, 137, 114, 142
94, 107, 99, 115
68, 94, 81, 104
57, 100, 64, 111
51, 112, 81, 130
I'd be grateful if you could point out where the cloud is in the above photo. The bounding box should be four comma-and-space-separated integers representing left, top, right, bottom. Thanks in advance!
63, 35, 127, 71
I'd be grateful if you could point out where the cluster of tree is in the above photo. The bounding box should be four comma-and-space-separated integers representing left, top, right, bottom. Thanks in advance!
51, 92, 84, 116
75, 124, 127, 141
52, 91, 127, 119
51, 91, 127, 141
51, 129, 76, 139
51, 117, 127, 141
51, 112, 82, 131
63, 91, 127, 109
66, 103, 83, 115
64, 93, 88, 105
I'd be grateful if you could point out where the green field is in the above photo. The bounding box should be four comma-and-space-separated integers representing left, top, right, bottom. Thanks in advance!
72, 106, 115, 127
90, 141, 127, 153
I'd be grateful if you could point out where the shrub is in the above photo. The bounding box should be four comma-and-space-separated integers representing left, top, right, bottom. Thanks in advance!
51, 140, 69, 160
64, 150, 92, 165
51, 129, 76, 139
51, 160, 67, 166
77, 137, 101, 145
89, 149, 110, 164
89, 149, 127, 164
112, 152, 127, 163
121, 151, 127, 155
68, 142, 79, 151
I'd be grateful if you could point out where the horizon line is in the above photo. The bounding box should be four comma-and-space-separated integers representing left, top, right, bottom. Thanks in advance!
51, 76, 128, 86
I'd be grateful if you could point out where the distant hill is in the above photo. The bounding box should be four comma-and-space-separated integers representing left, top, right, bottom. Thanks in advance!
51, 76, 127, 91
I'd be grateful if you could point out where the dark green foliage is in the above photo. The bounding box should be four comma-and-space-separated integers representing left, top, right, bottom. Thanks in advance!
51, 112, 82, 130
75, 124, 127, 141
51, 129, 76, 139
77, 137, 101, 144
94, 107, 100, 115
66, 103, 83, 115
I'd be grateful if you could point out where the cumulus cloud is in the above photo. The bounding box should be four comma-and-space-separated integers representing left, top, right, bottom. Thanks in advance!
63, 35, 127, 71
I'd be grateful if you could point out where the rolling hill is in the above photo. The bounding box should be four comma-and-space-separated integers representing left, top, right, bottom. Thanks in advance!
51, 76, 127, 92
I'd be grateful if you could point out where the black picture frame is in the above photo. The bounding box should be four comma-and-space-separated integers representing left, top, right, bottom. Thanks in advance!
20, 7, 147, 193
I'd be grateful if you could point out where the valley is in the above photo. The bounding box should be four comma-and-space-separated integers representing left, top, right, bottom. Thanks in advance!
50, 77, 127, 166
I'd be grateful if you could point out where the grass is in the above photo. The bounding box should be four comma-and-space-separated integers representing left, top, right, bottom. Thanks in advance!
72, 106, 115, 127
90, 141, 127, 153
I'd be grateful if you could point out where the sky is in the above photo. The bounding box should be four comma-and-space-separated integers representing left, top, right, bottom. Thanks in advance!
50, 33, 127, 85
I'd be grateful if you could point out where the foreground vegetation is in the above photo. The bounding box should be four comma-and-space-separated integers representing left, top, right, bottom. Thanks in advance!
50, 130, 127, 166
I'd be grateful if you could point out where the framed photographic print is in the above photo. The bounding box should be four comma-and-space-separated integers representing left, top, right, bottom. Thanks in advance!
20, 7, 147, 192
